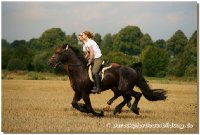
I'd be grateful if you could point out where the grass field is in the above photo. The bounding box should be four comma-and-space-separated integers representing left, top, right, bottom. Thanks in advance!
2, 80, 198, 133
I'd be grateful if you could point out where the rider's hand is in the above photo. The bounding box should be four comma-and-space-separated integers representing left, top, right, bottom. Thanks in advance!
87, 63, 90, 66
88, 59, 92, 64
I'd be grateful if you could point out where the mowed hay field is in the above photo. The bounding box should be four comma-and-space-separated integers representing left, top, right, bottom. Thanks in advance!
2, 80, 198, 133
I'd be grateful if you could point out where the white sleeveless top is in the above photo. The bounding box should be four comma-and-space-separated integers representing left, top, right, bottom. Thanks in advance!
83, 39, 102, 59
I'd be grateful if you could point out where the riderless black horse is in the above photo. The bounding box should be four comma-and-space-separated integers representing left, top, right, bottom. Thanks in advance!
48, 44, 167, 117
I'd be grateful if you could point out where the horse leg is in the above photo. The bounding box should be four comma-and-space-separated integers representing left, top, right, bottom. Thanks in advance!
71, 92, 90, 113
113, 94, 131, 115
107, 87, 121, 105
129, 90, 142, 115
82, 93, 104, 117
108, 87, 132, 107
127, 101, 132, 108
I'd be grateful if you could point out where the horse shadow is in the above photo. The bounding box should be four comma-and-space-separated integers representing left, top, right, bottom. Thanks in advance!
65, 106, 153, 119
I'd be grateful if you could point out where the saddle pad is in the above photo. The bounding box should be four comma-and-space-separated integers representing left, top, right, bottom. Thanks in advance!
88, 65, 112, 82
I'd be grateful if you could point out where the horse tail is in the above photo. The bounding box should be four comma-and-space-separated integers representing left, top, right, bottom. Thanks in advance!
136, 71, 167, 101
129, 62, 143, 74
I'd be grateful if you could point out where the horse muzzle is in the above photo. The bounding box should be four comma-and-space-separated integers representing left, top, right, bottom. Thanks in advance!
48, 60, 61, 69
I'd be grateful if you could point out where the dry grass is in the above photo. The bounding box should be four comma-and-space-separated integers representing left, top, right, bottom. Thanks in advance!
2, 80, 198, 133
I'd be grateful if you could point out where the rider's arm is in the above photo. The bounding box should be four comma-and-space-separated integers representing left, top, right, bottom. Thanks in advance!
84, 51, 90, 60
88, 46, 94, 64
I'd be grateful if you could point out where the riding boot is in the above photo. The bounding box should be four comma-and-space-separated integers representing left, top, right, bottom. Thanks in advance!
91, 73, 101, 94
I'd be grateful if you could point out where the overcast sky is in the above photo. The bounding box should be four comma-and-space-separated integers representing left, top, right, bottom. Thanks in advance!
2, 2, 197, 43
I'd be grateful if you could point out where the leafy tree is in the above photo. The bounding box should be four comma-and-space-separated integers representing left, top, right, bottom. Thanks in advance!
93, 33, 102, 46
167, 30, 197, 77
32, 52, 51, 72
184, 64, 197, 77
167, 53, 189, 77
154, 39, 166, 49
29, 38, 43, 50
166, 30, 188, 56
25, 49, 35, 71
39, 28, 66, 48
104, 51, 138, 65
184, 30, 197, 77
2, 39, 10, 48
139, 34, 153, 49
64, 33, 78, 46
2, 48, 13, 69
16, 44, 28, 59
7, 58, 24, 70
10, 40, 28, 48
186, 30, 197, 63
101, 33, 113, 54
141, 46, 170, 77
6, 41, 33, 71
113, 25, 143, 55
2, 26, 196, 78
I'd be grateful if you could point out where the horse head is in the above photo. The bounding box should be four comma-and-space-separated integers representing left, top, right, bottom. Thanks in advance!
48, 43, 69, 68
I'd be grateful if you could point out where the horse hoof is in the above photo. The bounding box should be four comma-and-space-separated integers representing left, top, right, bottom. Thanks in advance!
113, 108, 121, 115
132, 107, 140, 115
107, 101, 112, 105
113, 111, 117, 115
127, 102, 131, 108
100, 111, 104, 116
96, 111, 104, 117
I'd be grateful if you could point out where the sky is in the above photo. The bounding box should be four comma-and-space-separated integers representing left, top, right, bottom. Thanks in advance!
1, 1, 197, 43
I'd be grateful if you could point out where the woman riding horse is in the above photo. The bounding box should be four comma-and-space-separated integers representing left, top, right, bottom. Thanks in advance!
78, 31, 103, 94
48, 43, 167, 117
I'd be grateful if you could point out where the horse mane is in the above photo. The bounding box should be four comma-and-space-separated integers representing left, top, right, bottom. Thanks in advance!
62, 43, 87, 65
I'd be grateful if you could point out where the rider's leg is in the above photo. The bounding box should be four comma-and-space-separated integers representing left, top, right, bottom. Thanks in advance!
91, 57, 102, 93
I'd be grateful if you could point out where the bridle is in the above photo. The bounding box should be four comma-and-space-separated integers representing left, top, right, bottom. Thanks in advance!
58, 45, 84, 67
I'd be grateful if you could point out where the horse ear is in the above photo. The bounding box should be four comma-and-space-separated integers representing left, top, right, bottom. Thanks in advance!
62, 43, 70, 50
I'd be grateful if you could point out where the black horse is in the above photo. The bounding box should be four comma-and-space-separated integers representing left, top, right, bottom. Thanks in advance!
48, 44, 167, 117
107, 62, 143, 107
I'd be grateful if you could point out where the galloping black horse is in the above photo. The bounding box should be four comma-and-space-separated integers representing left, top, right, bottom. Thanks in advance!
48, 44, 167, 117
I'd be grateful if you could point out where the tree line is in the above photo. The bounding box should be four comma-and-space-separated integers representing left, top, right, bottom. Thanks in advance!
2, 25, 197, 77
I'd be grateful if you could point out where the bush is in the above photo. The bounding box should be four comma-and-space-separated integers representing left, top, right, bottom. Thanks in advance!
28, 72, 47, 80
7, 58, 24, 70
33, 52, 51, 72
104, 51, 138, 65
156, 71, 166, 78
141, 46, 170, 77
184, 64, 197, 77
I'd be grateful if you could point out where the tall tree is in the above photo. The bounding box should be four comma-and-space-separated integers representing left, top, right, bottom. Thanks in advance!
166, 30, 188, 56
64, 33, 78, 46
93, 33, 102, 46
113, 25, 143, 55
101, 33, 113, 54
2, 48, 13, 69
184, 30, 197, 77
2, 39, 10, 48
10, 40, 28, 48
167, 30, 197, 77
39, 28, 66, 48
29, 38, 43, 50
141, 46, 170, 77
139, 34, 153, 49
154, 39, 166, 49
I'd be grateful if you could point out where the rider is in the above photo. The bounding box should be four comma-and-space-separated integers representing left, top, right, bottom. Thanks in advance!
79, 31, 103, 94
78, 33, 90, 60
